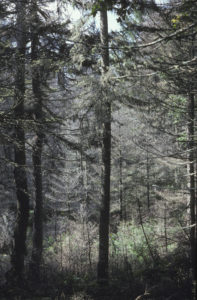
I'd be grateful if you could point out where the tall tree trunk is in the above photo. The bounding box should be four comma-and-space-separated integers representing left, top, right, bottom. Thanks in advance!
97, 6, 111, 284
11, 0, 29, 284
29, 0, 43, 281
188, 91, 196, 300
188, 32, 196, 300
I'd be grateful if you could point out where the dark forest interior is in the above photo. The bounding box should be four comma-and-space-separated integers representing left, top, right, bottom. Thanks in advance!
0, 0, 196, 299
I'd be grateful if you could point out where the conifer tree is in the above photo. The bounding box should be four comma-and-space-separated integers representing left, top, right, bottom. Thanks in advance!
11, 0, 30, 284
97, 3, 111, 284
29, 0, 44, 281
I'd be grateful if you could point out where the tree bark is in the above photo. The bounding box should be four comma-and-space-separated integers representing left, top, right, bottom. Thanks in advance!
97, 6, 111, 284
188, 91, 196, 300
11, 0, 30, 284
29, 0, 43, 280
188, 31, 196, 300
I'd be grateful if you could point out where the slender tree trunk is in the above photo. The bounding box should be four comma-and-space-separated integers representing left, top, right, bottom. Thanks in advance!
119, 148, 123, 221
29, 0, 43, 280
137, 198, 155, 263
118, 122, 124, 221
188, 91, 196, 300
188, 32, 197, 300
164, 200, 168, 254
195, 158, 197, 300
97, 6, 111, 284
11, 0, 29, 284
146, 100, 150, 211
146, 150, 150, 211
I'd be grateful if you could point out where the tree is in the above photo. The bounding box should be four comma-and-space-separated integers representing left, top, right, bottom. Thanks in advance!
116, 1, 197, 295
10, 0, 30, 285
0, 1, 196, 299
97, 4, 111, 284
29, 0, 44, 281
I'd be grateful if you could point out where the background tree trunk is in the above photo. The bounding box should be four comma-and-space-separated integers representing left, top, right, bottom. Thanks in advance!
119, 147, 123, 221
11, 0, 30, 285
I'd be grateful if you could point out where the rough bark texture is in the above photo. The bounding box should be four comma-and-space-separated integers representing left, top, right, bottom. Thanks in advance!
188, 92, 196, 300
97, 7, 111, 284
188, 32, 196, 300
11, 0, 29, 284
29, 0, 43, 280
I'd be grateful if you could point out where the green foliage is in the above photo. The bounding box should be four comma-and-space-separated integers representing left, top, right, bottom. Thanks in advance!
109, 220, 187, 267
110, 221, 158, 267
92, 3, 102, 16
177, 131, 187, 142
109, 221, 191, 298
168, 95, 187, 124
92, 0, 106, 16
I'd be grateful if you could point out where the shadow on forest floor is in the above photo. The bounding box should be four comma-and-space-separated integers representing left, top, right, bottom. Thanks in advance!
0, 280, 192, 300
0, 251, 192, 300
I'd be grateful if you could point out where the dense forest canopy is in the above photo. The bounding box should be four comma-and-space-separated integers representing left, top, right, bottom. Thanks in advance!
0, 0, 196, 299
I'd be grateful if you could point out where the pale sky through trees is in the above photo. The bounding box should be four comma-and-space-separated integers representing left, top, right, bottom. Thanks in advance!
48, 1, 120, 32
48, 0, 169, 32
